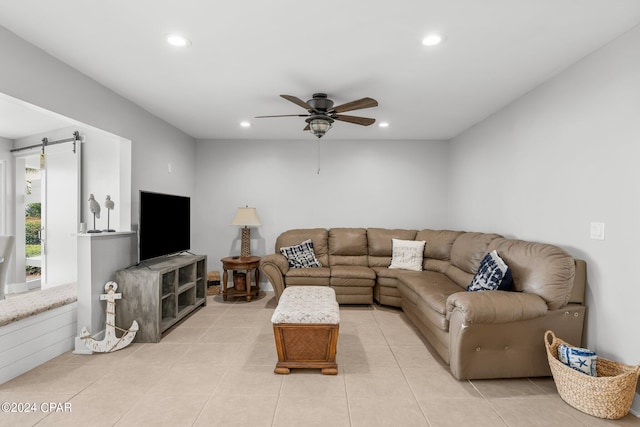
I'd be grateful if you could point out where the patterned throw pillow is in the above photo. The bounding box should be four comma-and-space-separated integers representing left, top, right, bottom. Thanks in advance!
279, 239, 322, 268
388, 239, 426, 271
467, 250, 513, 292
558, 343, 597, 376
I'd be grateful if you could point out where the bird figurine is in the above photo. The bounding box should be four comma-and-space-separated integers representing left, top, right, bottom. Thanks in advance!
103, 195, 115, 232
88, 194, 102, 233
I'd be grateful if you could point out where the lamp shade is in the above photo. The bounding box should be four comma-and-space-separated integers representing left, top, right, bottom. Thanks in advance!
231, 207, 262, 226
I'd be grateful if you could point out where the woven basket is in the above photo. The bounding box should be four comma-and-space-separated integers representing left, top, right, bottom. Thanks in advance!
544, 330, 640, 419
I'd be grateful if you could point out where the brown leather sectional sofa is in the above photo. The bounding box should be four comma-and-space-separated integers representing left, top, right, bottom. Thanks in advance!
259, 227, 586, 380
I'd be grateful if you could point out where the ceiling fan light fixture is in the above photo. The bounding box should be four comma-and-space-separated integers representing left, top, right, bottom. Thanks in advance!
307, 117, 333, 138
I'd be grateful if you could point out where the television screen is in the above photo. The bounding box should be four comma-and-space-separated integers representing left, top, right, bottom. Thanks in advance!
139, 191, 190, 262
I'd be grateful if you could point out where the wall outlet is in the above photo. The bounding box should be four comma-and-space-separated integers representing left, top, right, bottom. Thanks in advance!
590, 222, 605, 240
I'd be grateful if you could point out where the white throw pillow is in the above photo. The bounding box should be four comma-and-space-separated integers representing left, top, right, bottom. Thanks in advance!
388, 239, 426, 271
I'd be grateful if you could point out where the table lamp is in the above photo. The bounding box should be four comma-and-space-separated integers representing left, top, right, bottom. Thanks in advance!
231, 206, 262, 257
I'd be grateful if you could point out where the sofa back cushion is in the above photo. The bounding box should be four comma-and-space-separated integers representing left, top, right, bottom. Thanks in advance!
329, 228, 368, 266
416, 229, 463, 272
276, 228, 329, 266
445, 232, 501, 288
487, 238, 575, 310
367, 228, 417, 267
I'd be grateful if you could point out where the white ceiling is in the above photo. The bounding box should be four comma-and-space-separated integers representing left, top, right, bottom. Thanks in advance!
0, 93, 76, 140
1, 0, 639, 141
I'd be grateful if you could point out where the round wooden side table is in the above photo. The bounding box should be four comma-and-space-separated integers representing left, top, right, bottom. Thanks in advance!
220, 256, 261, 302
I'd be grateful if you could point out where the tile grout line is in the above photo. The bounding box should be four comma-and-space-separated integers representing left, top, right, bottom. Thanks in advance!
372, 304, 433, 426
467, 380, 510, 427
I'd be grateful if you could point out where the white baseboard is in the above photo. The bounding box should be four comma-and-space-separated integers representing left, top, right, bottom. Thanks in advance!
260, 281, 273, 292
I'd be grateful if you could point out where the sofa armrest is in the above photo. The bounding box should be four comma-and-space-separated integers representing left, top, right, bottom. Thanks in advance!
446, 291, 548, 324
261, 253, 290, 274
259, 254, 289, 302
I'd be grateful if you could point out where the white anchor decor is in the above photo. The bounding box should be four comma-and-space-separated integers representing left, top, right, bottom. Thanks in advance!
81, 281, 139, 353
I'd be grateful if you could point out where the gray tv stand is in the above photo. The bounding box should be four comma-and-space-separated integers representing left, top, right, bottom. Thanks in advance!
116, 254, 207, 342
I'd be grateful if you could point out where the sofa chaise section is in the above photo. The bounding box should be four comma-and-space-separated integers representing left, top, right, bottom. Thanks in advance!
446, 239, 586, 379
399, 235, 585, 379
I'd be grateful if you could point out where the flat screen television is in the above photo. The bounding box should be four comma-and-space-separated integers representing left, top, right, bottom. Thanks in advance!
139, 190, 190, 262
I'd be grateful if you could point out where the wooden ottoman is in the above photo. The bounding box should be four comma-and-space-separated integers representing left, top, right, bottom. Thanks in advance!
271, 286, 340, 375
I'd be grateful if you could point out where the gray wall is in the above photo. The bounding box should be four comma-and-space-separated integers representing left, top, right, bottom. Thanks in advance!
449, 25, 640, 409
192, 139, 449, 275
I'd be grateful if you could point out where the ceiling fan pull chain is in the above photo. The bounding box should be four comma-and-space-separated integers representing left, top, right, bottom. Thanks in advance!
317, 140, 321, 175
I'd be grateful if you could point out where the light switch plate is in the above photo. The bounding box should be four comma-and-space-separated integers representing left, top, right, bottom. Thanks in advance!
590, 222, 605, 240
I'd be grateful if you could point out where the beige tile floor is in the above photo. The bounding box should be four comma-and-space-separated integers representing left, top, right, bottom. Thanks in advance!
1, 291, 639, 427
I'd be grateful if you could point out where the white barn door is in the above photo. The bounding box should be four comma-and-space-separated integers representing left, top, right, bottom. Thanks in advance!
41, 142, 80, 288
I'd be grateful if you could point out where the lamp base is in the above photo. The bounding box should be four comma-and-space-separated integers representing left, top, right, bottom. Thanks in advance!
240, 227, 251, 257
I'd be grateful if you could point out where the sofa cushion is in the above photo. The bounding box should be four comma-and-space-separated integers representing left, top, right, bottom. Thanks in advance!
487, 238, 575, 310
276, 229, 329, 266
280, 239, 322, 268
328, 228, 368, 266
449, 232, 502, 275
372, 267, 402, 294
372, 266, 404, 279
416, 229, 463, 263
284, 267, 331, 286
398, 270, 462, 315
367, 228, 418, 267
467, 250, 513, 292
389, 239, 426, 271
330, 265, 375, 287
331, 265, 376, 279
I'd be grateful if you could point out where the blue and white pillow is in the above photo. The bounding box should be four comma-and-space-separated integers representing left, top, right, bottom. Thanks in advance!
467, 250, 513, 292
558, 343, 597, 376
279, 239, 322, 269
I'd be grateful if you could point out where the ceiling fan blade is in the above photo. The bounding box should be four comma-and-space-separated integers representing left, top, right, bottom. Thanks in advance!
255, 114, 309, 118
281, 95, 314, 111
331, 97, 378, 113
303, 124, 310, 131
333, 114, 376, 126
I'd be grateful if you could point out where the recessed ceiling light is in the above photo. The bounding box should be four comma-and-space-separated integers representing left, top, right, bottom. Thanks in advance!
378, 122, 389, 128
240, 121, 251, 128
422, 33, 444, 47
166, 34, 191, 47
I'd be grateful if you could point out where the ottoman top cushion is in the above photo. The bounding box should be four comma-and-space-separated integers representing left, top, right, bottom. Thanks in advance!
272, 286, 340, 324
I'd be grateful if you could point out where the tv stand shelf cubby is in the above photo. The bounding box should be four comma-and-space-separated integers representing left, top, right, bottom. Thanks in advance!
116, 254, 207, 343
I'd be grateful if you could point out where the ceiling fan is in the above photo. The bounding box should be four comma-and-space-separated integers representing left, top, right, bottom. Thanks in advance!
256, 93, 378, 138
